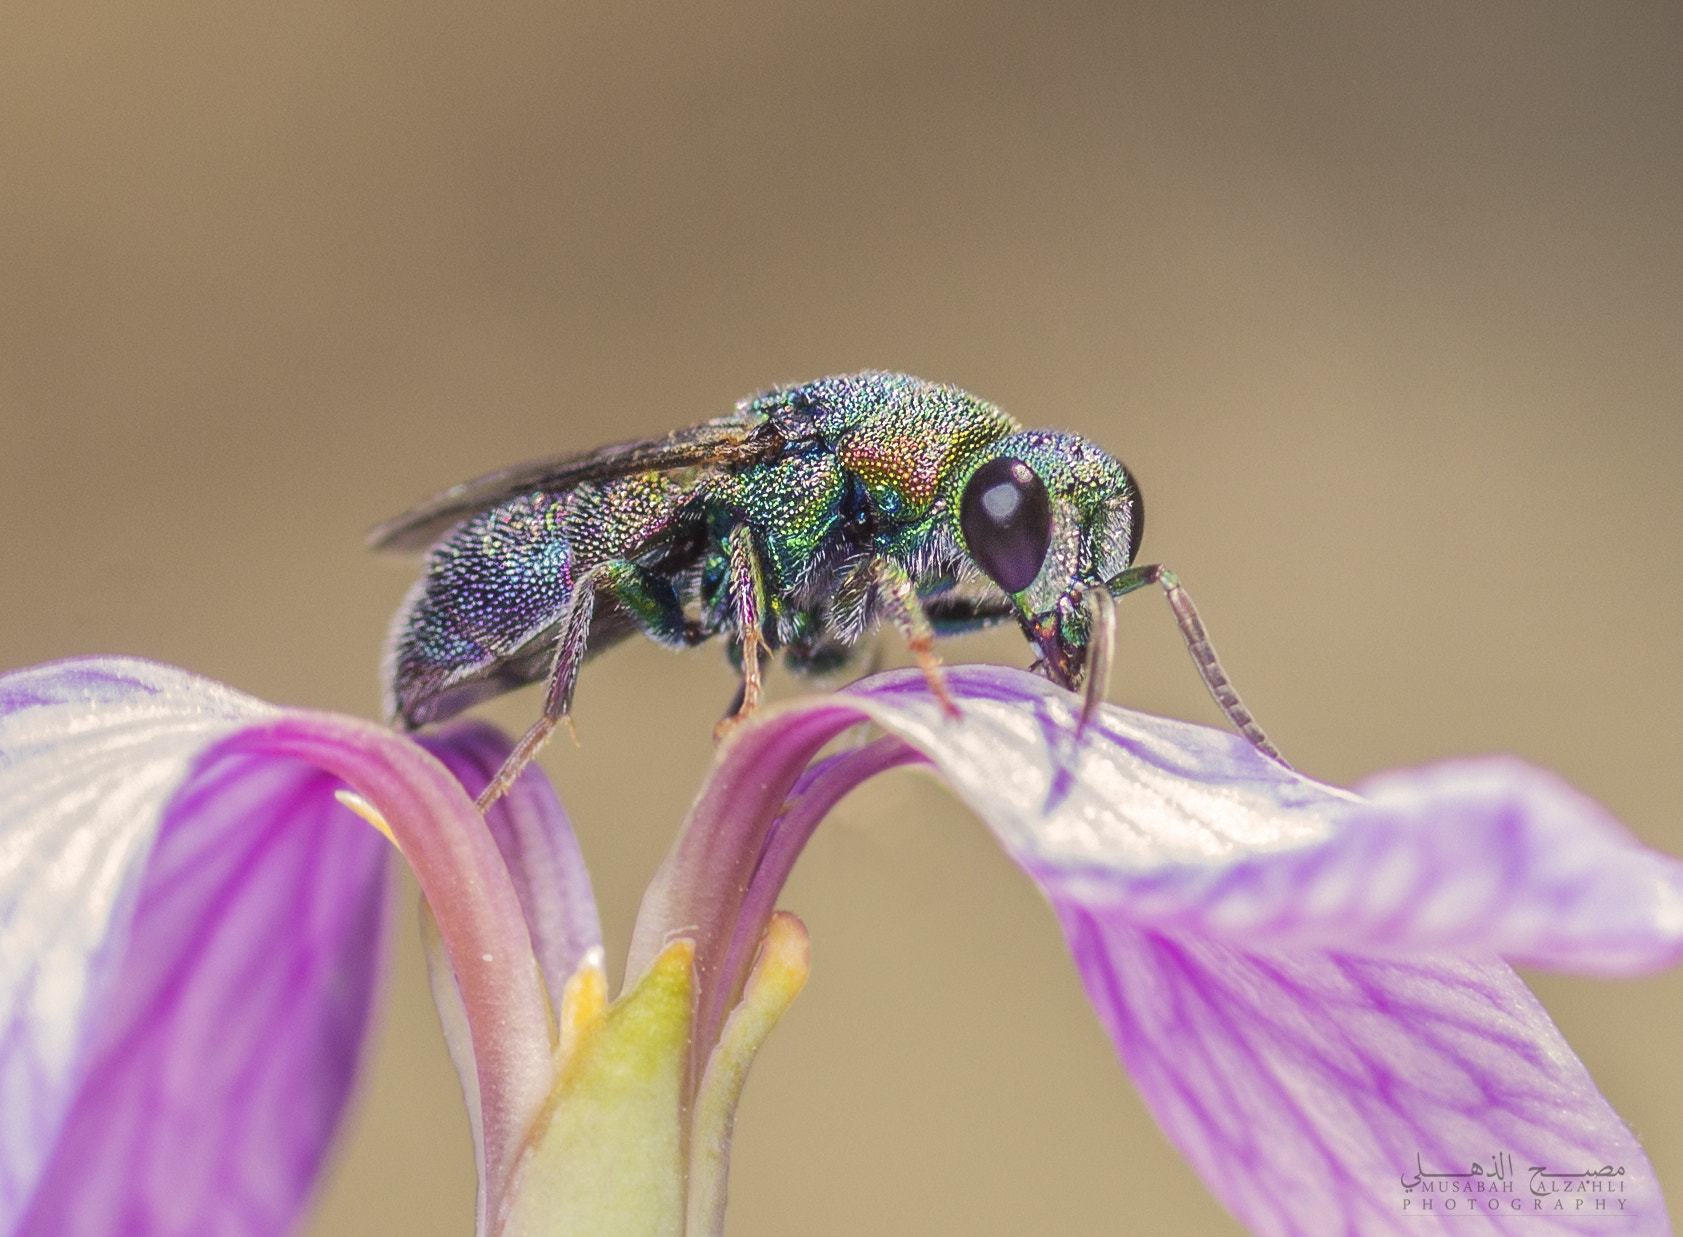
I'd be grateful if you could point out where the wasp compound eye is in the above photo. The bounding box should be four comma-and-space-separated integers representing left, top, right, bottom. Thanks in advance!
959, 457, 1053, 594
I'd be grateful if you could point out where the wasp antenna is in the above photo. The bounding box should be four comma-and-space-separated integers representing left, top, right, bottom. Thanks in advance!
1077, 584, 1116, 741
1153, 567, 1291, 770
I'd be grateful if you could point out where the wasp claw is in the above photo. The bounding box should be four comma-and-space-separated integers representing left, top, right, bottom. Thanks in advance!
476, 714, 561, 813
911, 645, 962, 720
713, 699, 761, 744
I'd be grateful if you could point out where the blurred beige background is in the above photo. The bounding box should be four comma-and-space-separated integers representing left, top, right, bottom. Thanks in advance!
2, 2, 1680, 1233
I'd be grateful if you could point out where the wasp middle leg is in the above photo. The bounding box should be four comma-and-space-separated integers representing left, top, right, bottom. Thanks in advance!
863, 558, 961, 720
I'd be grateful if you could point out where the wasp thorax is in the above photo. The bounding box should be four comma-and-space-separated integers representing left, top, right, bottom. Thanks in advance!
959, 457, 1053, 595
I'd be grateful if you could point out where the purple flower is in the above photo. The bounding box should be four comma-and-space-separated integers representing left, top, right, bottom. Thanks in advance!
1, 655, 1680, 1236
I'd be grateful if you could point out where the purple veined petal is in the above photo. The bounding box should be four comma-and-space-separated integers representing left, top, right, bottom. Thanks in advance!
0, 659, 275, 1232
1060, 918, 1667, 1237
419, 722, 603, 1003
843, 666, 1683, 973
212, 715, 553, 1212
847, 664, 1356, 866
0, 656, 558, 1237
416, 722, 602, 1237
1347, 759, 1683, 974
631, 663, 1368, 1075
839, 667, 1682, 1235
634, 662, 1682, 1233
628, 703, 873, 1080
1043, 757, 1683, 975
15, 745, 391, 1237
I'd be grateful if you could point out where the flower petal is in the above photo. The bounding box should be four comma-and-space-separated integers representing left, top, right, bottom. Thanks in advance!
636, 663, 1683, 1234
847, 665, 1357, 866
1060, 917, 1667, 1236
419, 722, 602, 1002
212, 714, 554, 1210
629, 706, 873, 1073
846, 667, 1683, 972
0, 658, 273, 1230
850, 668, 1681, 1234
416, 722, 602, 1237
0, 657, 559, 1236
16, 745, 390, 1237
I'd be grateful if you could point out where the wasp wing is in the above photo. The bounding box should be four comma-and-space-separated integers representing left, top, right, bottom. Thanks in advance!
368, 419, 785, 552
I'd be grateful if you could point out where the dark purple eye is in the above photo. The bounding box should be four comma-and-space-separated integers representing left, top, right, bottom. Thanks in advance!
959, 457, 1052, 594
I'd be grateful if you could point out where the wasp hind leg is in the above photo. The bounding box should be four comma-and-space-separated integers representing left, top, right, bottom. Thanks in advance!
715, 524, 771, 740
1104, 563, 1289, 769
477, 561, 697, 811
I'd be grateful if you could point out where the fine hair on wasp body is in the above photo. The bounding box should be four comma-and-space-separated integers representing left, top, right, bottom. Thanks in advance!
370, 371, 1286, 810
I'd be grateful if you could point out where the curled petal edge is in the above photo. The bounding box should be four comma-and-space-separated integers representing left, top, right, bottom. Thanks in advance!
630, 663, 1682, 1236
635, 664, 1683, 1069
0, 659, 565, 1234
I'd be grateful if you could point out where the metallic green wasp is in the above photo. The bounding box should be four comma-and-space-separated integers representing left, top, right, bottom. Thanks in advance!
371, 372, 1284, 807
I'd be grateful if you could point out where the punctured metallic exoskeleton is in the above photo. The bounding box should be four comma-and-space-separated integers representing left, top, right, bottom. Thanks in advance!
370, 372, 1286, 808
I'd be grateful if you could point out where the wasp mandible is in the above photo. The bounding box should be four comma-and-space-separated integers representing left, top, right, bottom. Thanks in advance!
371, 372, 1285, 808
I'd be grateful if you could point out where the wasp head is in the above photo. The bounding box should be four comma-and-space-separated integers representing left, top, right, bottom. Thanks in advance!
948, 431, 1142, 690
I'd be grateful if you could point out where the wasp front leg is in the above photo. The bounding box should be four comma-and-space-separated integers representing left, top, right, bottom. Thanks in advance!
478, 560, 696, 810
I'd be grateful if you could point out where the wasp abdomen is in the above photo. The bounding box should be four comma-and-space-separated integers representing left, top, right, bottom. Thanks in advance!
385, 492, 578, 729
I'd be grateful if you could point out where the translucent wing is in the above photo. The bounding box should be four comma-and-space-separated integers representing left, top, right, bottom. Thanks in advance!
368, 418, 786, 552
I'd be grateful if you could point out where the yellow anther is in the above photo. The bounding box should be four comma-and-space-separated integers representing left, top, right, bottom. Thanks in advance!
334, 788, 400, 852
556, 947, 608, 1071
502, 939, 696, 1237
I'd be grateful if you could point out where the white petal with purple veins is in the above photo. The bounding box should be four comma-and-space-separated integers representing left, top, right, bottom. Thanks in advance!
0, 659, 404, 1237
1062, 918, 1664, 1236
0, 660, 272, 1230
642, 663, 1683, 1237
